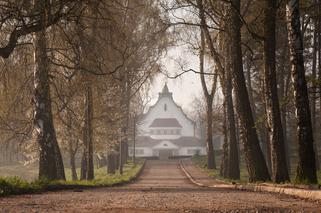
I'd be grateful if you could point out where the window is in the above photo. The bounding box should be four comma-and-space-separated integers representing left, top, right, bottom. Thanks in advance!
176, 129, 181, 135
164, 129, 167, 134
150, 129, 154, 134
157, 130, 161, 135
164, 104, 167, 111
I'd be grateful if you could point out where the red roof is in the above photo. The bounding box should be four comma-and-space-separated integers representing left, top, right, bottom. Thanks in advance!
149, 118, 182, 128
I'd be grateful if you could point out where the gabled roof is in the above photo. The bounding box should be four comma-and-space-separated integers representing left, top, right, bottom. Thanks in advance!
139, 84, 195, 125
149, 118, 182, 128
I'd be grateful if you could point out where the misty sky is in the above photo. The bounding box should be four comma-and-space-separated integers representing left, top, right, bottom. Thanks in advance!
148, 46, 203, 113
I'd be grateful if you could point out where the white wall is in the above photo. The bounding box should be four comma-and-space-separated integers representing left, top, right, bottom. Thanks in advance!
129, 146, 207, 157
129, 147, 153, 157
179, 147, 207, 156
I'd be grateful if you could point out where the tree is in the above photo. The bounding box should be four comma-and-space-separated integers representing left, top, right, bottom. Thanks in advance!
199, 29, 218, 170
34, 0, 65, 180
229, 0, 270, 182
286, 0, 317, 183
0, 0, 80, 58
263, 0, 289, 183
224, 35, 240, 180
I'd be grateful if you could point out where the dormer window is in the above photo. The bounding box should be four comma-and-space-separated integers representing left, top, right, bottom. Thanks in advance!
164, 104, 167, 111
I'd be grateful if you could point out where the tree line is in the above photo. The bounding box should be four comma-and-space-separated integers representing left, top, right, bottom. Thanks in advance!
165, 0, 320, 184
0, 0, 320, 184
0, 0, 168, 180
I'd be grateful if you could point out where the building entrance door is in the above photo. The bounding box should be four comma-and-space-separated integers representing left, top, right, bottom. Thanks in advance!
159, 149, 173, 160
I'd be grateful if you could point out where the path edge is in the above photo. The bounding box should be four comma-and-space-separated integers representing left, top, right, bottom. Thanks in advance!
179, 160, 321, 202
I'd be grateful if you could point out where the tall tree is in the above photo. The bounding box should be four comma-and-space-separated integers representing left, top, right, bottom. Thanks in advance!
34, 0, 65, 180
199, 29, 218, 169
263, 0, 289, 183
224, 43, 240, 180
286, 0, 317, 183
81, 81, 94, 180
311, 18, 320, 171
229, 0, 270, 182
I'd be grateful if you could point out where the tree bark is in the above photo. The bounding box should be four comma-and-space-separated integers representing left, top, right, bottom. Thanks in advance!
80, 152, 87, 180
311, 19, 320, 170
199, 29, 216, 169
34, 0, 65, 180
263, 0, 289, 183
278, 21, 292, 175
83, 82, 94, 180
224, 37, 240, 180
70, 151, 78, 181
315, 0, 321, 170
226, 61, 240, 180
67, 108, 78, 181
107, 152, 116, 174
220, 103, 228, 178
286, 0, 317, 183
229, 0, 270, 182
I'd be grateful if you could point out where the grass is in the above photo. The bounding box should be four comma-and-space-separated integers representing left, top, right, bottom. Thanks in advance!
192, 155, 321, 185
192, 154, 249, 183
0, 160, 144, 197
0, 177, 44, 196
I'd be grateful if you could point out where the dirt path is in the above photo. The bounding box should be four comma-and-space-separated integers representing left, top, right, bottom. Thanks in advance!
0, 160, 320, 212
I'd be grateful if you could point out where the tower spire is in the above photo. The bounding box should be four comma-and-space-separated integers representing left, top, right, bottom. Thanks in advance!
159, 82, 172, 98
162, 83, 169, 93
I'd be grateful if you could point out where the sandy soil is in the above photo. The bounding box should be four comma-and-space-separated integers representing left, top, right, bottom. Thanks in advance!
0, 160, 320, 212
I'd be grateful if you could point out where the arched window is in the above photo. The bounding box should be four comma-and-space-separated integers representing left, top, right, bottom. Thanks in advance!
164, 104, 167, 111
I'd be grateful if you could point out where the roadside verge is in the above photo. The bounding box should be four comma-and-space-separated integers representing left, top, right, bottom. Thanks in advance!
0, 160, 146, 197
179, 160, 321, 202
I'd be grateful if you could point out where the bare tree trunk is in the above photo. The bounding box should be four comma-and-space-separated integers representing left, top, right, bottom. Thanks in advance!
229, 0, 270, 182
263, 0, 289, 183
286, 0, 317, 183
34, 0, 65, 180
225, 40, 240, 180
311, 19, 320, 170
205, 101, 216, 169
200, 29, 216, 169
266, 129, 272, 175
107, 152, 116, 174
83, 83, 94, 180
70, 151, 77, 181
279, 68, 292, 175
278, 21, 292, 175
220, 101, 228, 177
123, 75, 131, 164
80, 152, 87, 180
318, 1, 321, 171
245, 52, 256, 120
66, 108, 78, 181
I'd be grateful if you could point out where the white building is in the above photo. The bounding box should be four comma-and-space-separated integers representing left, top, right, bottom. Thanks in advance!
129, 84, 206, 159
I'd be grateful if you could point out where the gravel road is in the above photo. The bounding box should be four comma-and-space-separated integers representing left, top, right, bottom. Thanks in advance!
0, 160, 320, 212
